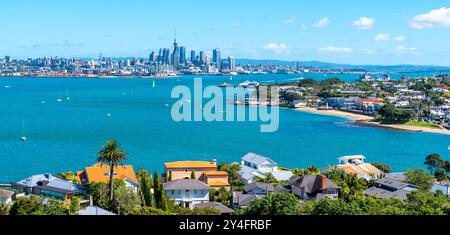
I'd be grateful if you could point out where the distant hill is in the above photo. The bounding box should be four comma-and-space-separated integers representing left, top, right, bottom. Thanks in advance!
236, 58, 450, 73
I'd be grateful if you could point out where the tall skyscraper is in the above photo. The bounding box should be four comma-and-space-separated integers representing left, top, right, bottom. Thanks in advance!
228, 56, 236, 71
179, 46, 186, 65
162, 48, 170, 65
190, 50, 196, 64
199, 51, 206, 65
212, 48, 221, 70
4, 56, 11, 63
149, 51, 157, 62
172, 38, 180, 67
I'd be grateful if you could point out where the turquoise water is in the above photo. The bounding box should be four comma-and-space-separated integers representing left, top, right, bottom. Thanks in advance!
0, 74, 449, 182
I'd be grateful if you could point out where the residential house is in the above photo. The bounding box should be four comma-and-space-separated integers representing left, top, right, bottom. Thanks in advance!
0, 189, 15, 204
431, 183, 450, 197
363, 177, 418, 200
77, 206, 116, 215
243, 182, 274, 195
163, 179, 210, 208
77, 163, 139, 193
232, 192, 264, 209
11, 173, 85, 201
289, 100, 307, 108
289, 174, 339, 200
239, 152, 293, 185
164, 160, 230, 190
193, 202, 234, 215
336, 155, 383, 180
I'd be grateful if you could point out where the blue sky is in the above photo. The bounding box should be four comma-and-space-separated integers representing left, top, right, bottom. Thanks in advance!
1, 0, 450, 65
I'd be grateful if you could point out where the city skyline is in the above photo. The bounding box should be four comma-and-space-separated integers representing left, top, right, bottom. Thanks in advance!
1, 0, 450, 66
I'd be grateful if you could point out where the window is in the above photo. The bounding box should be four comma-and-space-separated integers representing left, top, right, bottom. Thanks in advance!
194, 190, 197, 194
171, 190, 174, 195
185, 190, 190, 193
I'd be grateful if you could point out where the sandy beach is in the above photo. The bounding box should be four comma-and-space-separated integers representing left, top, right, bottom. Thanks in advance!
295, 106, 450, 136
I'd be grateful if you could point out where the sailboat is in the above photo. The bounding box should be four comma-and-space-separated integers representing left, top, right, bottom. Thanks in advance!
56, 92, 62, 102
152, 80, 156, 88
21, 120, 27, 141
65, 89, 70, 100
230, 76, 233, 81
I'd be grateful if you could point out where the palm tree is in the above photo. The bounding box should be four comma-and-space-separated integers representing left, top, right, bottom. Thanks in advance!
97, 140, 127, 201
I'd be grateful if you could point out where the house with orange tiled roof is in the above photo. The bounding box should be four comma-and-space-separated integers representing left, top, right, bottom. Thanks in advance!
164, 160, 230, 190
77, 163, 139, 192
335, 155, 383, 180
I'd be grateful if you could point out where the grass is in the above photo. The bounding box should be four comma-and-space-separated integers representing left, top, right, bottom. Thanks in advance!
371, 116, 441, 129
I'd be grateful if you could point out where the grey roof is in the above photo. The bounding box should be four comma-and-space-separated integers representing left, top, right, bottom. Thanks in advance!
77, 206, 116, 215
363, 187, 413, 200
163, 179, 210, 190
374, 177, 417, 191
193, 202, 234, 214
273, 185, 291, 193
241, 152, 276, 165
289, 175, 339, 193
13, 173, 84, 193
385, 172, 408, 182
244, 182, 274, 193
232, 192, 264, 207
0, 189, 15, 197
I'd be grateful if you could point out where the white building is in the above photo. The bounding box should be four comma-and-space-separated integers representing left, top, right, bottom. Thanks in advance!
163, 179, 210, 208
0, 189, 15, 204
239, 152, 293, 184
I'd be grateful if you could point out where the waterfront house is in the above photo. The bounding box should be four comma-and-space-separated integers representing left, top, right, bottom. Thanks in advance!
363, 177, 418, 200
77, 206, 116, 215
239, 152, 293, 185
77, 163, 139, 193
0, 189, 15, 204
336, 155, 383, 180
193, 202, 234, 215
163, 179, 210, 208
164, 160, 230, 189
289, 100, 307, 108
289, 174, 339, 200
11, 173, 85, 201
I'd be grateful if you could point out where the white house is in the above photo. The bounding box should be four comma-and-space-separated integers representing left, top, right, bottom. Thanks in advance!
239, 152, 293, 185
163, 179, 210, 208
0, 189, 15, 204
336, 155, 383, 180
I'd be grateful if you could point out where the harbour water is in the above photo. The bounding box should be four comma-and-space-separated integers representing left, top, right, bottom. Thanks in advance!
0, 74, 449, 181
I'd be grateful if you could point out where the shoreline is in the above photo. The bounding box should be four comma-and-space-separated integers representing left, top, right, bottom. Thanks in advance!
294, 106, 450, 136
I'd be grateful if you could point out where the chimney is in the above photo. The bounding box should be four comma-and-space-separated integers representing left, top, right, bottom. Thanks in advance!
211, 159, 217, 166
321, 175, 327, 193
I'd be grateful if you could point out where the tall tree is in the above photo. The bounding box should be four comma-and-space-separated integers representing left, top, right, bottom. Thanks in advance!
138, 169, 154, 207
424, 153, 443, 175
97, 140, 127, 201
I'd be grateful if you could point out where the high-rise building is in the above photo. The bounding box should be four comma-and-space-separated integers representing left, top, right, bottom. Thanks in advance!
190, 50, 196, 62
162, 48, 170, 65
228, 56, 236, 71
149, 51, 157, 62
199, 51, 206, 65
172, 38, 180, 67
179, 46, 186, 65
212, 48, 221, 70
5, 56, 11, 63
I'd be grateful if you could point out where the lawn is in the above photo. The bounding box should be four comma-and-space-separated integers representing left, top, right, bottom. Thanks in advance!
371, 116, 441, 129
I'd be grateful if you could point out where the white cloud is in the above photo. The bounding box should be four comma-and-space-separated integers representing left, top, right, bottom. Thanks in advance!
410, 7, 450, 29
300, 22, 307, 30
374, 33, 390, 41
262, 43, 290, 53
396, 46, 418, 54
313, 17, 331, 27
318, 46, 352, 53
232, 22, 241, 27
353, 17, 375, 30
393, 36, 406, 41
285, 16, 298, 24
360, 48, 375, 54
